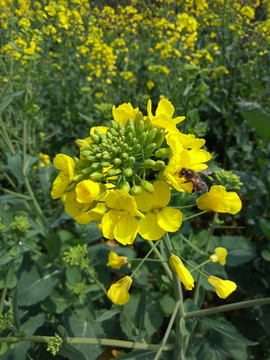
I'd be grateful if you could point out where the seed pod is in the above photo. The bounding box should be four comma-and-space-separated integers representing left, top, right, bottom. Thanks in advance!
154, 148, 171, 158
130, 185, 142, 196
146, 128, 158, 143
141, 180, 154, 194
123, 168, 133, 177
144, 159, 155, 169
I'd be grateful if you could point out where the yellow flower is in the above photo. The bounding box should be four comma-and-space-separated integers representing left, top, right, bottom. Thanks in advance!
53, 154, 75, 180
74, 202, 106, 224
169, 254, 194, 290
163, 148, 211, 193
102, 190, 144, 245
147, 99, 185, 133
112, 103, 139, 125
75, 180, 104, 204
208, 276, 237, 299
210, 247, 227, 265
196, 185, 242, 214
107, 251, 128, 269
51, 172, 70, 199
136, 180, 183, 240
107, 276, 133, 305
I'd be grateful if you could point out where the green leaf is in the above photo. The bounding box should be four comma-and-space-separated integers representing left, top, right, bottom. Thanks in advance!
116, 349, 156, 360
59, 342, 86, 360
17, 263, 60, 306
7, 154, 24, 184
180, 318, 189, 336
94, 310, 119, 322
259, 218, 270, 241
240, 102, 270, 139
135, 289, 147, 330
198, 318, 258, 345
0, 91, 24, 113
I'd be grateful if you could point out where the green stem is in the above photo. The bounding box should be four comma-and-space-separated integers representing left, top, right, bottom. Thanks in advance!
24, 178, 46, 225
182, 211, 207, 221
147, 240, 173, 281
185, 297, 270, 319
0, 336, 174, 351
0, 265, 13, 314
88, 271, 108, 296
153, 300, 180, 360
0, 187, 31, 199
131, 241, 157, 277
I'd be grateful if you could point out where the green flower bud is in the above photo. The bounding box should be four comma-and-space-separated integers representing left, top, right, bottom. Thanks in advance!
130, 185, 142, 196
107, 168, 118, 176
120, 181, 131, 192
107, 138, 112, 145
154, 148, 171, 157
91, 162, 102, 171
144, 159, 155, 169
138, 132, 147, 145
123, 168, 133, 177
96, 153, 102, 160
75, 160, 92, 168
90, 133, 100, 144
106, 131, 113, 139
110, 120, 118, 130
94, 129, 106, 139
79, 146, 92, 152
125, 125, 135, 137
154, 129, 165, 148
109, 128, 118, 137
81, 150, 92, 157
147, 128, 158, 143
152, 160, 165, 171
118, 122, 125, 131
132, 144, 142, 154
136, 120, 145, 135
144, 143, 156, 155
101, 161, 111, 168
121, 143, 129, 152
126, 118, 135, 128
118, 129, 125, 137
126, 156, 136, 166
81, 167, 93, 175
102, 153, 111, 161
86, 155, 96, 162
125, 132, 135, 143
89, 172, 104, 180
113, 158, 122, 165
141, 180, 154, 194
121, 152, 129, 159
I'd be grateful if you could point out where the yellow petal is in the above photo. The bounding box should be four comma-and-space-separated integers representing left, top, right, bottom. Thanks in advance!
169, 254, 194, 290
64, 190, 90, 217
53, 154, 74, 179
74, 202, 106, 224
210, 247, 227, 265
157, 207, 183, 232
107, 276, 133, 305
114, 214, 139, 245
106, 251, 128, 269
75, 180, 101, 203
112, 103, 139, 125
135, 180, 171, 212
196, 185, 242, 214
102, 210, 119, 240
51, 172, 70, 199
208, 276, 237, 299
105, 190, 143, 217
139, 213, 164, 240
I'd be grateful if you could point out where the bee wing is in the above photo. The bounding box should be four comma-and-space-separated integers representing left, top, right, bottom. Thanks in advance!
200, 169, 212, 176
200, 181, 209, 192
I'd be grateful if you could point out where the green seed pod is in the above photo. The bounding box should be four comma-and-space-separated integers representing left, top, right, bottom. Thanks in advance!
120, 181, 130, 192
130, 185, 142, 196
81, 150, 92, 157
154, 129, 165, 148
144, 143, 156, 155
144, 159, 156, 169
147, 128, 158, 143
123, 168, 133, 177
154, 148, 171, 158
152, 160, 165, 171
113, 158, 122, 166
141, 180, 154, 194
90, 133, 100, 144
89, 172, 104, 181
135, 120, 145, 135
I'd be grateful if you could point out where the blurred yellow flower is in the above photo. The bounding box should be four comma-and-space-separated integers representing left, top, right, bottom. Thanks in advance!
112, 103, 139, 125
107, 251, 128, 269
196, 185, 242, 214
208, 276, 237, 299
210, 247, 228, 265
107, 275, 133, 305
169, 254, 194, 290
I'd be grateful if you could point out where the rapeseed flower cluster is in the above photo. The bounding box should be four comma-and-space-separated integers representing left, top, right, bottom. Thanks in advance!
52, 99, 241, 305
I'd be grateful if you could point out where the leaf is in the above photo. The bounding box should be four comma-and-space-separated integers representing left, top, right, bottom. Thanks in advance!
116, 349, 156, 360
135, 289, 147, 330
239, 101, 270, 139
198, 318, 258, 345
7, 154, 24, 184
259, 218, 270, 241
59, 342, 86, 360
17, 263, 60, 306
0, 91, 24, 113
94, 310, 119, 322
180, 318, 189, 336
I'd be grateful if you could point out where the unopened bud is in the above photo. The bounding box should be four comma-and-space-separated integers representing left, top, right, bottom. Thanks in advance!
132, 144, 142, 153
90, 133, 100, 144
110, 120, 118, 130
144, 143, 156, 155
101, 161, 111, 168
141, 180, 154, 194
113, 158, 122, 166
91, 162, 102, 171
147, 128, 158, 143
152, 160, 165, 171
89, 172, 104, 181
81, 167, 93, 175
154, 129, 165, 148
130, 185, 142, 196
107, 168, 118, 176
75, 160, 92, 168
144, 159, 155, 169
121, 152, 129, 159
126, 156, 136, 166
123, 168, 133, 177
120, 181, 131, 192
136, 120, 145, 135
138, 133, 147, 145
81, 150, 92, 157
154, 148, 171, 158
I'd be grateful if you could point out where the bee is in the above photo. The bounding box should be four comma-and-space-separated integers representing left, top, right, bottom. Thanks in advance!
178, 167, 211, 193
